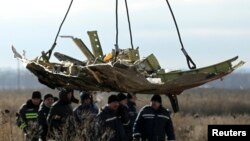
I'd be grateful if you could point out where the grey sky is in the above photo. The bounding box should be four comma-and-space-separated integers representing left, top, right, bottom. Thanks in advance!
1, 0, 249, 71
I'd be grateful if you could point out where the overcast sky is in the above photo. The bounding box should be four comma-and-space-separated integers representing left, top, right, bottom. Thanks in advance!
0, 0, 249, 71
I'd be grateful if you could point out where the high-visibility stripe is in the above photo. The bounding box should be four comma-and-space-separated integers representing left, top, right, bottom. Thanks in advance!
19, 123, 27, 129
142, 114, 155, 119
133, 133, 141, 137
26, 115, 38, 117
25, 114, 37, 116
25, 113, 38, 119
26, 116, 37, 118
158, 115, 169, 119
26, 114, 38, 116
105, 117, 117, 122
26, 115, 37, 117
26, 115, 38, 119
25, 113, 38, 116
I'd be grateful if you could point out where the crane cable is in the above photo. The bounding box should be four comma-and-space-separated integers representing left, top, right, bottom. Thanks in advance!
114, 0, 135, 61
165, 0, 197, 69
45, 0, 74, 60
42, 0, 195, 70
115, 0, 119, 52
125, 0, 135, 50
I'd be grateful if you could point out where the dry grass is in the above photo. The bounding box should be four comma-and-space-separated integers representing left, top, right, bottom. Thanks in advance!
0, 88, 250, 141
172, 113, 250, 141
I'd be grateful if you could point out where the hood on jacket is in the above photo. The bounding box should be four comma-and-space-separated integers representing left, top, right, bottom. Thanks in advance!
59, 90, 71, 104
58, 89, 79, 104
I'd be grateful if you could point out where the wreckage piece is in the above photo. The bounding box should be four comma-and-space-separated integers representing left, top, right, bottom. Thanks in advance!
61, 36, 96, 63
12, 46, 244, 94
167, 94, 179, 113
54, 52, 86, 66
12, 30, 245, 113
11, 32, 245, 112
12, 46, 244, 112
156, 56, 245, 92
87, 31, 104, 58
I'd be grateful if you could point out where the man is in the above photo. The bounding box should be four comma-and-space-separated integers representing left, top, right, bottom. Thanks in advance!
117, 93, 130, 139
133, 94, 176, 141
16, 91, 42, 141
73, 91, 99, 140
47, 89, 76, 141
74, 91, 99, 124
38, 94, 54, 141
96, 95, 128, 141
127, 93, 137, 141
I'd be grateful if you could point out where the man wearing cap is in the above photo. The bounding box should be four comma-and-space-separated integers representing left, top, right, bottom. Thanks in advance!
47, 89, 77, 141
38, 94, 54, 141
133, 94, 176, 141
96, 94, 128, 141
127, 93, 137, 141
117, 93, 131, 140
16, 91, 42, 141
73, 91, 99, 124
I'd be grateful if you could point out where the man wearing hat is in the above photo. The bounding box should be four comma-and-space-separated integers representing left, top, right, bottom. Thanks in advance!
117, 93, 131, 140
133, 94, 176, 141
96, 94, 128, 141
47, 89, 77, 141
38, 94, 54, 141
73, 91, 99, 124
127, 93, 137, 141
16, 91, 42, 141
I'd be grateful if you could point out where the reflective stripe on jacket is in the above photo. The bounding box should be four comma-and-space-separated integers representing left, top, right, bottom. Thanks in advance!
133, 105, 175, 141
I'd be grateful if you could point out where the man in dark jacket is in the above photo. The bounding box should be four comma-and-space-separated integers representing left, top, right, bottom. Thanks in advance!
47, 89, 76, 141
133, 94, 176, 141
73, 91, 99, 124
127, 93, 137, 141
97, 95, 128, 141
38, 94, 54, 141
117, 93, 130, 140
16, 91, 42, 141
73, 91, 99, 140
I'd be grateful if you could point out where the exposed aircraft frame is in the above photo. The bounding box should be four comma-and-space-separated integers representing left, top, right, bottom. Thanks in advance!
11, 31, 245, 112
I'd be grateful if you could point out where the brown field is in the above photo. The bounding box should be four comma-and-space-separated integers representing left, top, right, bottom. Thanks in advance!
0, 88, 250, 141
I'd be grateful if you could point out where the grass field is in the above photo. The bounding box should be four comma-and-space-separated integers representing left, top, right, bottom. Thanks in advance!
0, 88, 249, 141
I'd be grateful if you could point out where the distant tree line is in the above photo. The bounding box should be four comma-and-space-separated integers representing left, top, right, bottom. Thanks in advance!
0, 69, 44, 89
205, 72, 250, 90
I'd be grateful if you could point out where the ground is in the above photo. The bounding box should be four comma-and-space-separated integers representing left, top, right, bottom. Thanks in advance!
0, 88, 249, 141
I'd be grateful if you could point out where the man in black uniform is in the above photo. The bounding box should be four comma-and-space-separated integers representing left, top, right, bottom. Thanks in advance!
73, 91, 99, 124
117, 93, 130, 140
38, 94, 54, 141
133, 94, 176, 141
96, 95, 128, 141
127, 93, 137, 141
47, 89, 76, 141
16, 91, 42, 141
73, 91, 99, 140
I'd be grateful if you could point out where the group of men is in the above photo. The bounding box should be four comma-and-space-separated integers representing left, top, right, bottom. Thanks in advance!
16, 90, 176, 141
